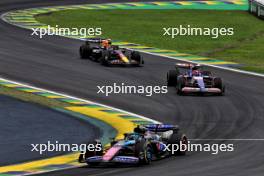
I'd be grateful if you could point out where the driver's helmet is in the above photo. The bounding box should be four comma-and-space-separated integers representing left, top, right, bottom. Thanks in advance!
101, 39, 111, 48
192, 70, 201, 76
126, 134, 139, 141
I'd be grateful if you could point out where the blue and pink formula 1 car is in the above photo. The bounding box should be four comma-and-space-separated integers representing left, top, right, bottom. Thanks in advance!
78, 124, 188, 166
167, 63, 225, 96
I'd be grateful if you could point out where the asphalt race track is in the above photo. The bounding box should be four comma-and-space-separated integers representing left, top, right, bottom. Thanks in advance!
1, 0, 264, 176
0, 95, 100, 166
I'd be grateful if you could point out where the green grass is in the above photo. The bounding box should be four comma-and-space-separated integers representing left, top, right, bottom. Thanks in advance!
36, 9, 264, 73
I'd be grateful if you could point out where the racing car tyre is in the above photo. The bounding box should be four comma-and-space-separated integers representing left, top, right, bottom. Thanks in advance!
100, 52, 110, 66
177, 77, 185, 95
78, 140, 103, 165
79, 44, 92, 59
131, 51, 143, 66
135, 139, 152, 165
213, 77, 225, 96
78, 154, 85, 163
167, 70, 178, 86
167, 132, 188, 156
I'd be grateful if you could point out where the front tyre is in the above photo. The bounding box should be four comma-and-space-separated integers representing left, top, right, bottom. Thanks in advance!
131, 51, 143, 66
214, 77, 225, 96
135, 140, 152, 165
78, 140, 103, 164
100, 52, 110, 66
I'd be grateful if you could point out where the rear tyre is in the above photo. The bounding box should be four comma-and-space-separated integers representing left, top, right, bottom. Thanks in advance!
167, 132, 188, 156
177, 77, 185, 95
80, 44, 92, 59
167, 70, 178, 86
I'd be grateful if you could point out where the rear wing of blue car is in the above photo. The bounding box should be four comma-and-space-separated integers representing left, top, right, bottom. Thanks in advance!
143, 124, 179, 132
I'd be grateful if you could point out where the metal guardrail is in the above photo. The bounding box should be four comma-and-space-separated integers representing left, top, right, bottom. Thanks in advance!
248, 0, 264, 18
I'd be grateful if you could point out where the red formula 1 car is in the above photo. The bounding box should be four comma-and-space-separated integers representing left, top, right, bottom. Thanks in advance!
167, 63, 225, 95
79, 38, 144, 67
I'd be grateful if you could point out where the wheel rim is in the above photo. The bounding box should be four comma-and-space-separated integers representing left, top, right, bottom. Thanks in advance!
146, 148, 152, 162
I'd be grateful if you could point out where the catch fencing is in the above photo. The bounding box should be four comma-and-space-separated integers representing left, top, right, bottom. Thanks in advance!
249, 0, 264, 18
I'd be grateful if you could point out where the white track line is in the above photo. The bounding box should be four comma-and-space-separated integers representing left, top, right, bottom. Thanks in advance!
136, 50, 264, 78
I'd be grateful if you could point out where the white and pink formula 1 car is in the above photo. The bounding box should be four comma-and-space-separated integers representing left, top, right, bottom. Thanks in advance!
167, 63, 225, 96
